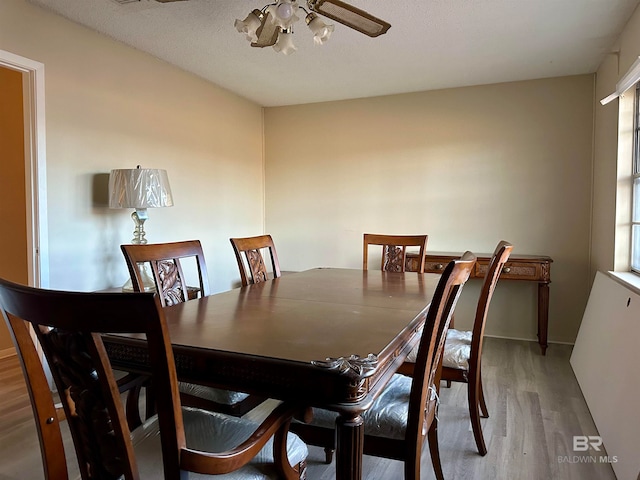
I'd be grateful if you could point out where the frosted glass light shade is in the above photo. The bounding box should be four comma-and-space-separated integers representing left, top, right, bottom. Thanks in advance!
273, 31, 297, 55
108, 168, 174, 209
306, 13, 334, 45
235, 9, 263, 42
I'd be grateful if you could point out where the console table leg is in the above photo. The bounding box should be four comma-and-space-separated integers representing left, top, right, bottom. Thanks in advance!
538, 283, 550, 355
335, 412, 364, 480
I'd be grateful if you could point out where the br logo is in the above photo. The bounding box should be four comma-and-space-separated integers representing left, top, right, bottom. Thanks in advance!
573, 436, 603, 452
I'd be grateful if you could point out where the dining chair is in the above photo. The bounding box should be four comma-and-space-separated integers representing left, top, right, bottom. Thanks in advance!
290, 252, 477, 480
230, 234, 282, 286
0, 277, 309, 480
121, 240, 266, 417
363, 233, 429, 273
400, 240, 513, 456
121, 239, 210, 307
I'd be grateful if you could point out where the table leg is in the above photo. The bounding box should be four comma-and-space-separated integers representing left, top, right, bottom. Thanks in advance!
537, 283, 549, 355
335, 412, 364, 480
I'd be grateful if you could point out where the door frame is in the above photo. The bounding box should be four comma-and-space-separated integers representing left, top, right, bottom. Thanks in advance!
0, 49, 49, 289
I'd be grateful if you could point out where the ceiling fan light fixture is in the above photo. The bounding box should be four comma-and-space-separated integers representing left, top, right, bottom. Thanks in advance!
307, 0, 390, 37
234, 9, 264, 42
306, 13, 334, 45
273, 29, 297, 55
235, 0, 389, 53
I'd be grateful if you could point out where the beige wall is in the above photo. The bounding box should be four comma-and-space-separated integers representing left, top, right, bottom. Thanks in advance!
0, 0, 609, 346
0, 0, 265, 293
264, 76, 595, 344
0, 66, 28, 352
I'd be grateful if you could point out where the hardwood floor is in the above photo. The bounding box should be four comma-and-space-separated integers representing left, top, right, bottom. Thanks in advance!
0, 338, 616, 479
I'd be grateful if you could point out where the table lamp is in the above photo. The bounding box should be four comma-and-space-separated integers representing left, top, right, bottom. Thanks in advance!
109, 165, 173, 290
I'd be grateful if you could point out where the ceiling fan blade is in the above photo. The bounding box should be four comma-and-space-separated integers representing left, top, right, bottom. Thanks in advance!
307, 0, 390, 37
251, 12, 280, 48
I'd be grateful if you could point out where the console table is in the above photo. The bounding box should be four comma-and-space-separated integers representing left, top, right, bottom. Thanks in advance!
406, 252, 553, 354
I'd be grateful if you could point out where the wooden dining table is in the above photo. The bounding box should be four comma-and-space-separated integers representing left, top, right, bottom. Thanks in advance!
103, 267, 440, 480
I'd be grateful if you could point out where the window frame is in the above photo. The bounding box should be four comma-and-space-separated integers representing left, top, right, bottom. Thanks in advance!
631, 83, 640, 273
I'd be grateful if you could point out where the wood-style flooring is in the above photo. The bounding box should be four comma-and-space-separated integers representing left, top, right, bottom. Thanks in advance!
0, 338, 616, 479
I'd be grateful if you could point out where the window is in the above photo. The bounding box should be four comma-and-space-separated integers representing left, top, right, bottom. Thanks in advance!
631, 83, 640, 272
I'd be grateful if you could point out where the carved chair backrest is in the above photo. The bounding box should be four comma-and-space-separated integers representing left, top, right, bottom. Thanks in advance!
405, 252, 476, 445
362, 234, 429, 273
121, 240, 210, 307
468, 240, 513, 372
230, 234, 282, 286
0, 279, 186, 479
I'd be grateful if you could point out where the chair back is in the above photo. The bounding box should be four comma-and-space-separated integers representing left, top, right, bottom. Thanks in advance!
0, 279, 185, 479
469, 240, 513, 372
362, 233, 428, 273
230, 234, 282, 286
121, 240, 210, 307
406, 252, 476, 447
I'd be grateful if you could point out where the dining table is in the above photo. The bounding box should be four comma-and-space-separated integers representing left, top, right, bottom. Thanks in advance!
103, 267, 440, 480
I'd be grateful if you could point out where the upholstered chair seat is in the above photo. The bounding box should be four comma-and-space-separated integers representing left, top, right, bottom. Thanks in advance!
407, 329, 473, 370
133, 407, 308, 479
304, 374, 438, 441
177, 383, 253, 406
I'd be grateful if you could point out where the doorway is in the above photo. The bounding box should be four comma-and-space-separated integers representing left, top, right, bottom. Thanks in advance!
0, 50, 48, 357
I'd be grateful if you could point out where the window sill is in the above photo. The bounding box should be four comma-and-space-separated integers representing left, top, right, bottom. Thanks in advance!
608, 271, 640, 296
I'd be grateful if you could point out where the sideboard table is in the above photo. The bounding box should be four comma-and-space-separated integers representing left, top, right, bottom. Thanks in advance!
406, 252, 553, 355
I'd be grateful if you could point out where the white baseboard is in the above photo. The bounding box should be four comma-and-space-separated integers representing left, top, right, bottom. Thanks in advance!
484, 334, 574, 346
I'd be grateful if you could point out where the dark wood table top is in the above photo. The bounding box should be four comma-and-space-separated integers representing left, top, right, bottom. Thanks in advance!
167, 268, 433, 360
105, 268, 438, 410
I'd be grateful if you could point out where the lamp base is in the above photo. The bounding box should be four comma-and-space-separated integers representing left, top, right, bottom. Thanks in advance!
131, 209, 149, 245
122, 262, 156, 293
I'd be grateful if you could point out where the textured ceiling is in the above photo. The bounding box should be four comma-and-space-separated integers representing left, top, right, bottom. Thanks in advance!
28, 0, 640, 106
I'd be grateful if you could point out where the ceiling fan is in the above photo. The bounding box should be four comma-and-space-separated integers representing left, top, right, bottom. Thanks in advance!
155, 0, 391, 55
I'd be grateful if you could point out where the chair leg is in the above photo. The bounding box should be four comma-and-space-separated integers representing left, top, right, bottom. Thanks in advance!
117, 373, 151, 430
323, 448, 334, 464
404, 442, 420, 480
468, 381, 488, 456
427, 418, 444, 480
125, 384, 143, 430
478, 374, 489, 418
145, 381, 156, 419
